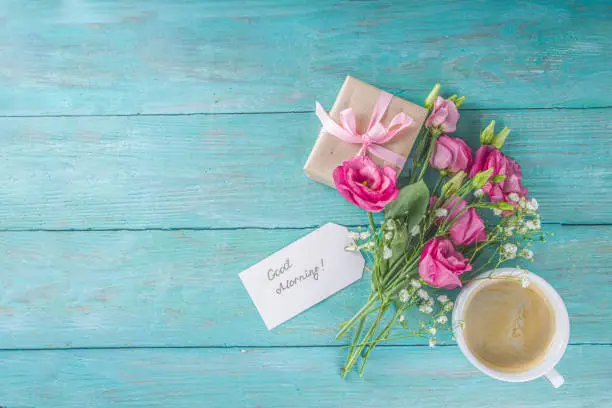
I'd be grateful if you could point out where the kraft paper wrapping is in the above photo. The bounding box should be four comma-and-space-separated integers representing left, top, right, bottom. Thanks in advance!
304, 76, 428, 187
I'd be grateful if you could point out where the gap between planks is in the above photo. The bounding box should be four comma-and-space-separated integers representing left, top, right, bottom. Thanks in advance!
0, 223, 605, 233
0, 105, 611, 119
0, 342, 608, 353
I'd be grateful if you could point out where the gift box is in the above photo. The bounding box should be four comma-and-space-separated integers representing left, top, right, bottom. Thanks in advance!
304, 76, 428, 187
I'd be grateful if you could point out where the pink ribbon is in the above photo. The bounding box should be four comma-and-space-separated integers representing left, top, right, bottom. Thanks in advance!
315, 91, 413, 168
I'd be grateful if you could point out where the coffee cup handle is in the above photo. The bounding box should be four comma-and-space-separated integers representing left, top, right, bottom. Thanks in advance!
544, 368, 564, 388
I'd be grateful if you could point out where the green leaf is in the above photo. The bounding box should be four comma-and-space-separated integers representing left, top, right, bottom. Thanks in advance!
388, 224, 409, 266
384, 180, 430, 227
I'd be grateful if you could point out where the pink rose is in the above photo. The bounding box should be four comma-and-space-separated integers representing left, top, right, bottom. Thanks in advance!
449, 208, 487, 246
469, 146, 528, 203
419, 238, 472, 289
333, 155, 399, 212
429, 135, 473, 174
426, 97, 460, 133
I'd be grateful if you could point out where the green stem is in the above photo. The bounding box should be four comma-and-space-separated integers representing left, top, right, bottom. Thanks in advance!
336, 296, 378, 339
368, 212, 376, 232
359, 301, 403, 375
432, 177, 444, 196
416, 129, 439, 181
410, 124, 430, 183
342, 303, 386, 378
382, 258, 419, 289
344, 315, 366, 373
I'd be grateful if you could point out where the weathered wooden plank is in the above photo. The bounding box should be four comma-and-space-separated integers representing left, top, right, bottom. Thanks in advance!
0, 1, 610, 115
0, 345, 607, 407
0, 108, 609, 229
0, 225, 608, 349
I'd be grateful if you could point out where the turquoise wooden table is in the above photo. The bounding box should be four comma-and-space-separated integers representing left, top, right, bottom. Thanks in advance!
0, 1, 610, 406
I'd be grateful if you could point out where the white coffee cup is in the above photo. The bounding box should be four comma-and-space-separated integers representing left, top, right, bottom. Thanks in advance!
453, 268, 570, 388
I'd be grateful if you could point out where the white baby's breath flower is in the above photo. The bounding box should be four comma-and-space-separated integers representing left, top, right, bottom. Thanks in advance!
504, 227, 514, 237
508, 193, 520, 202
518, 197, 527, 209
429, 337, 437, 348
419, 305, 433, 314
533, 219, 541, 230
493, 208, 502, 216
345, 242, 357, 252
528, 198, 539, 211
520, 248, 534, 260
427, 298, 435, 307
437, 315, 448, 325
399, 314, 405, 323
383, 246, 393, 260
418, 288, 429, 300
410, 225, 420, 237
398, 289, 410, 303
410, 279, 422, 289
365, 241, 376, 250
443, 301, 454, 312
427, 327, 437, 335
435, 208, 448, 218
360, 231, 371, 240
521, 276, 531, 288
518, 226, 528, 235
502, 243, 518, 259
474, 189, 484, 198
525, 219, 541, 231
386, 219, 395, 230
384, 231, 393, 241
348, 231, 359, 240
437, 295, 449, 303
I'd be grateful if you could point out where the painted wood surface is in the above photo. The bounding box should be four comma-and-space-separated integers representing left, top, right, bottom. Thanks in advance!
0, 108, 610, 230
0, 225, 608, 349
0, 1, 609, 406
0, 1, 611, 115
0, 346, 608, 408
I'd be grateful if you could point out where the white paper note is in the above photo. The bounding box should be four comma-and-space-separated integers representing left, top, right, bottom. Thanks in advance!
239, 223, 365, 330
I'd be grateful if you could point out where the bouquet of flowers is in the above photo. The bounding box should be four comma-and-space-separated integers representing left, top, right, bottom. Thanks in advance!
333, 84, 542, 377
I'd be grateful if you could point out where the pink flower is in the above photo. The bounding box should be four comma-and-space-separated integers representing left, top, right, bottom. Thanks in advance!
469, 146, 528, 203
333, 155, 399, 212
430, 195, 467, 222
431, 196, 487, 245
426, 97, 460, 133
429, 135, 472, 174
469, 145, 506, 179
449, 208, 487, 246
502, 156, 529, 198
419, 238, 472, 289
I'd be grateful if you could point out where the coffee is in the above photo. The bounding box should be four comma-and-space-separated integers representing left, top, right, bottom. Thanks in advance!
462, 279, 555, 373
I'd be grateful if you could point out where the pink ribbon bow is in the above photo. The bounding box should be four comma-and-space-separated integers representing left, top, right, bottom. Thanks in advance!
315, 91, 413, 168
